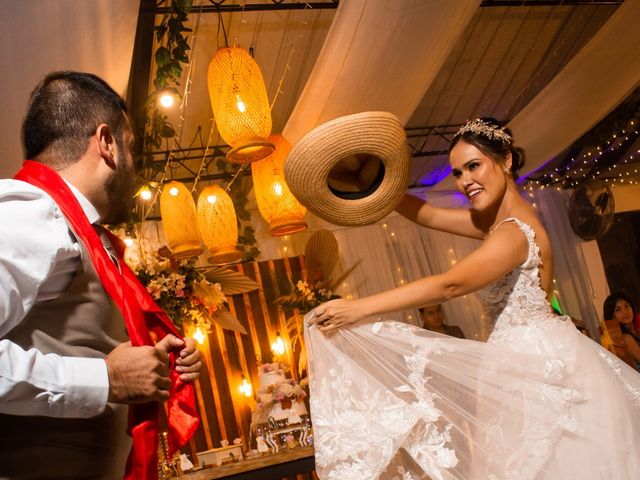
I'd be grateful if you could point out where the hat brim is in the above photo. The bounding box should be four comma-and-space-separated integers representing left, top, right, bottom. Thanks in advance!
284, 111, 411, 226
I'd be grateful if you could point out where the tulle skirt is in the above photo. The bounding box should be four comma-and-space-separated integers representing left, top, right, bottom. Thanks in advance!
304, 314, 640, 479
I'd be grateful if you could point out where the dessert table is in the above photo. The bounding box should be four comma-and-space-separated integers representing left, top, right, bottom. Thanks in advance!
182, 446, 315, 480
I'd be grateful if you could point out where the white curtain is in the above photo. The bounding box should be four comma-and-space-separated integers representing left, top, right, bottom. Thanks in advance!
533, 188, 603, 338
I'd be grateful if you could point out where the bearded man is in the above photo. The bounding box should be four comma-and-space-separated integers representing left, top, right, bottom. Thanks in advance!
0, 71, 201, 479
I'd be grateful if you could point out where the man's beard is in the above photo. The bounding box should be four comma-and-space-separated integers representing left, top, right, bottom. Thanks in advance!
103, 148, 135, 225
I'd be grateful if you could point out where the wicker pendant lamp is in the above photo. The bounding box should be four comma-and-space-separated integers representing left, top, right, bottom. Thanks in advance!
160, 181, 203, 259
251, 135, 307, 236
208, 47, 274, 164
197, 185, 242, 264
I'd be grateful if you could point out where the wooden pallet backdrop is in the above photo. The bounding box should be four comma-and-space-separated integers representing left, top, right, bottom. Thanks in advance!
185, 255, 309, 459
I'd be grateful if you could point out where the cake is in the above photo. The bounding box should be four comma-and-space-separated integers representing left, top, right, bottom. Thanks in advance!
254, 363, 307, 424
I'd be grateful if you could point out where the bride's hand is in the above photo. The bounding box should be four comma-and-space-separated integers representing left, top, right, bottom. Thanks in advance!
308, 299, 365, 332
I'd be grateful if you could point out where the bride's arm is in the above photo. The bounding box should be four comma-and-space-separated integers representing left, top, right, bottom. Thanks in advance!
310, 221, 528, 331
395, 193, 485, 239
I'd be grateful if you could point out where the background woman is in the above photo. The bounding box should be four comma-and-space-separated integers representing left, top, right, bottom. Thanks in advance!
603, 292, 640, 369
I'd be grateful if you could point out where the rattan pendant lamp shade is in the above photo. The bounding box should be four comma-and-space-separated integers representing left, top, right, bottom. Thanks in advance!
160, 181, 203, 259
251, 135, 307, 236
208, 47, 274, 164
197, 185, 242, 264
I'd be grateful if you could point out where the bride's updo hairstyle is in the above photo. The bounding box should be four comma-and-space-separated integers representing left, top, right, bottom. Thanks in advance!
449, 117, 525, 179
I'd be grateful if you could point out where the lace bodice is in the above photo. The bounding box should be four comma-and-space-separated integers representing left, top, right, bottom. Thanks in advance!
476, 218, 556, 342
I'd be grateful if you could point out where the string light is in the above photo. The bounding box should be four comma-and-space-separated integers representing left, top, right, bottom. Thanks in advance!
522, 117, 640, 190
192, 326, 206, 345
140, 187, 153, 201
159, 91, 175, 108
271, 332, 286, 356
239, 376, 253, 398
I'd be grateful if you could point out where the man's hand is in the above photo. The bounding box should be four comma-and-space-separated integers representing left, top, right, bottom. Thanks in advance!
105, 334, 184, 404
175, 337, 202, 382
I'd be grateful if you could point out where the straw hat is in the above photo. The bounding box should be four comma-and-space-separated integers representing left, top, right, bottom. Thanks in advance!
284, 111, 411, 226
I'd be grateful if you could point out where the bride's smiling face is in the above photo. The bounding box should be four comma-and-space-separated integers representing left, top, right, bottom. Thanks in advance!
450, 140, 509, 211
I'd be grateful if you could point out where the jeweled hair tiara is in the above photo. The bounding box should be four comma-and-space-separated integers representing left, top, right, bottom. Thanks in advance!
454, 118, 512, 144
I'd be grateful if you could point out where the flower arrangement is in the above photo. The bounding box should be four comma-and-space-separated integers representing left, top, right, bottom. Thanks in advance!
256, 376, 307, 408
125, 244, 226, 335
276, 280, 339, 313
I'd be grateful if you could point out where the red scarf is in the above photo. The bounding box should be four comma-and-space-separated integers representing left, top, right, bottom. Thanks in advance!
15, 161, 199, 480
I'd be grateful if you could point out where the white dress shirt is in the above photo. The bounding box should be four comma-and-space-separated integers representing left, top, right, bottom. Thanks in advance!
0, 178, 109, 417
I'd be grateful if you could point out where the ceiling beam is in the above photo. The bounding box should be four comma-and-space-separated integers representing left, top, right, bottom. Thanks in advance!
143, 1, 340, 15
480, 1, 623, 6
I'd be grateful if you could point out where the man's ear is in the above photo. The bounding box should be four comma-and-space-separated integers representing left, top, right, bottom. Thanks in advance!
96, 124, 117, 169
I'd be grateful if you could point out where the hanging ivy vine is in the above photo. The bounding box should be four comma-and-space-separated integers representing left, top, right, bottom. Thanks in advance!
143, 0, 192, 161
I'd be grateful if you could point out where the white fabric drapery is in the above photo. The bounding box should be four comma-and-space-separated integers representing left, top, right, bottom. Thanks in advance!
436, 0, 640, 191
283, 0, 480, 143
533, 188, 604, 338
0, 0, 140, 178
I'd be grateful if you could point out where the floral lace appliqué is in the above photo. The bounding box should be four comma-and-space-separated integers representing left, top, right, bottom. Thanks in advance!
312, 341, 458, 480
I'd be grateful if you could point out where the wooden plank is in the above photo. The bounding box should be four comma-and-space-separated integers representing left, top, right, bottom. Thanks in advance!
204, 328, 229, 445
182, 446, 315, 480
280, 256, 298, 380
214, 323, 246, 446
239, 263, 263, 364
194, 376, 214, 451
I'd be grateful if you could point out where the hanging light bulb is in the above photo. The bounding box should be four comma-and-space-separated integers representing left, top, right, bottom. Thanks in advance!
159, 92, 175, 108
160, 181, 203, 259
251, 135, 307, 236
135, 183, 155, 201
197, 184, 242, 264
235, 94, 246, 113
140, 188, 153, 201
271, 332, 286, 356
239, 376, 253, 398
207, 47, 274, 163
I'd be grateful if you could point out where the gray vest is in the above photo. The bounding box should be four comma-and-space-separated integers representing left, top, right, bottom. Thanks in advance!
0, 234, 132, 480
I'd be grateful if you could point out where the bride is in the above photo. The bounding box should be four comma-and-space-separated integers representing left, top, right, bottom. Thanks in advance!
305, 118, 640, 479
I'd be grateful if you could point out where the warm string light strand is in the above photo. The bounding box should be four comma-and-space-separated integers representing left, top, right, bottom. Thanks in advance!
522, 118, 640, 192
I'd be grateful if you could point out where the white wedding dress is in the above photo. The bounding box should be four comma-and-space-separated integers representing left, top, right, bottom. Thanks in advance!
305, 218, 640, 480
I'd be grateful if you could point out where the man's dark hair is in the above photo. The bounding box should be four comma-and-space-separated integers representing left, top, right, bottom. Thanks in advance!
22, 71, 128, 167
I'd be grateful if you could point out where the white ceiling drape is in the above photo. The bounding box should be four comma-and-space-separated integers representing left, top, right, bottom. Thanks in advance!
0, 0, 140, 178
509, 0, 640, 179
283, 0, 481, 144
434, 0, 640, 190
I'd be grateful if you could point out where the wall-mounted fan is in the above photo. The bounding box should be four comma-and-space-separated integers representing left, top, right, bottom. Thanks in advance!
568, 179, 615, 240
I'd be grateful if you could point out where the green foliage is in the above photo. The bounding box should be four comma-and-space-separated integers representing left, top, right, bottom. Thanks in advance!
135, 257, 203, 332
143, 0, 192, 156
